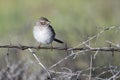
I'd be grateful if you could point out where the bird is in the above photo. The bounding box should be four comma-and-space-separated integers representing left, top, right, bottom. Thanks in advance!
33, 17, 64, 47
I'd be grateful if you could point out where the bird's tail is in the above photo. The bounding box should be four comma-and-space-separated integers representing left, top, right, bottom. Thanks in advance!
54, 38, 64, 44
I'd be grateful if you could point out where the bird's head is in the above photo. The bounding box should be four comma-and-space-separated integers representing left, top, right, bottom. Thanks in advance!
38, 17, 50, 26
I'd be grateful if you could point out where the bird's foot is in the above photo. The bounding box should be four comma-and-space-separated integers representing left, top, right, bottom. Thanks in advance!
37, 44, 41, 50
50, 43, 53, 51
38, 45, 41, 48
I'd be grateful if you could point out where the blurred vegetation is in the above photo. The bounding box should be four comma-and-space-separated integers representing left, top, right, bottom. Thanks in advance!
0, 0, 120, 79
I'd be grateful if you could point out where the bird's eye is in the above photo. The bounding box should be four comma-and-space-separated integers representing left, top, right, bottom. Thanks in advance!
40, 21, 45, 25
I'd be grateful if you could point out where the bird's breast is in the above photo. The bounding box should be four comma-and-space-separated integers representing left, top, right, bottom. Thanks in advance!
33, 26, 54, 44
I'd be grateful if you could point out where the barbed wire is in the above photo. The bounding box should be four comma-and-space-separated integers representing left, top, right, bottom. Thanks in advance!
0, 45, 120, 52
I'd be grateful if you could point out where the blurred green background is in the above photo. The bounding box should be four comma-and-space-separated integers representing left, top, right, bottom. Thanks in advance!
0, 0, 120, 74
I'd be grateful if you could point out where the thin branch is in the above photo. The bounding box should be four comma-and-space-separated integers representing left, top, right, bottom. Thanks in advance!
28, 48, 52, 80
89, 55, 93, 80
49, 52, 76, 69
68, 26, 117, 50
93, 49, 99, 59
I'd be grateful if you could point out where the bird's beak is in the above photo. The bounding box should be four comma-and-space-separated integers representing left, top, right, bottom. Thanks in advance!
46, 21, 50, 24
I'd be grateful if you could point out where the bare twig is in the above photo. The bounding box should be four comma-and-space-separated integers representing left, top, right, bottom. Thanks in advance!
89, 55, 93, 80
49, 52, 76, 69
28, 48, 52, 79
49, 49, 94, 69
106, 40, 120, 47
68, 26, 117, 50
93, 49, 99, 59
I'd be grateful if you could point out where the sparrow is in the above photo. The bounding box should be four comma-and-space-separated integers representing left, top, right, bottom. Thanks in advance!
33, 17, 64, 47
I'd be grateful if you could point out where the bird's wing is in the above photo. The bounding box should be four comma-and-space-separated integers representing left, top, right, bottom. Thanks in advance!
49, 25, 56, 37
